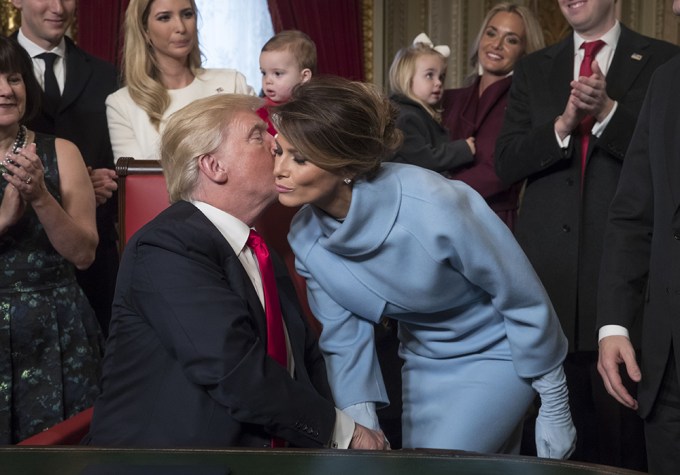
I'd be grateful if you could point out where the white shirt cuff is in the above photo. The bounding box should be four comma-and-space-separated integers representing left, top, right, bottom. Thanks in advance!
555, 128, 571, 148
331, 408, 355, 449
553, 100, 618, 147
591, 100, 618, 137
341, 402, 379, 430
598, 324, 629, 342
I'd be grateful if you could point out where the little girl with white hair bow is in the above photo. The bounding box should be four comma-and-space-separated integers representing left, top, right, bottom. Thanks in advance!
388, 33, 476, 174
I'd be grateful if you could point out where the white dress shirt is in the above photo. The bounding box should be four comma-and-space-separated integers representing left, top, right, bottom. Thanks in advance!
16, 29, 67, 95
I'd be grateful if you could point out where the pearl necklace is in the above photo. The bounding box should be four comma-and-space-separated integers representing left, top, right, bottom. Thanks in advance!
0, 125, 28, 176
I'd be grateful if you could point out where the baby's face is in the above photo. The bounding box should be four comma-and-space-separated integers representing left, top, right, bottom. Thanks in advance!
259, 49, 309, 103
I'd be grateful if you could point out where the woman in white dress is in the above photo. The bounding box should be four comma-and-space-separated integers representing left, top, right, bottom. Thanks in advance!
107, 0, 254, 162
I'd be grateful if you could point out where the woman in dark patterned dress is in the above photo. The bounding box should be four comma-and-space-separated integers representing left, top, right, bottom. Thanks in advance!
0, 35, 102, 444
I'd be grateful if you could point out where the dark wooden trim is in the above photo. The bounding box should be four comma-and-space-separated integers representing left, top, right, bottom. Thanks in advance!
116, 157, 164, 255
115, 157, 163, 176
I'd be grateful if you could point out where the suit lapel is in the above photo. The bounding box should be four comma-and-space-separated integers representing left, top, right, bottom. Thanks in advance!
545, 37, 573, 116
606, 25, 650, 100
664, 94, 680, 213
222, 250, 268, 340
455, 88, 477, 136
473, 76, 511, 131
275, 276, 305, 372
60, 38, 93, 113
184, 203, 269, 339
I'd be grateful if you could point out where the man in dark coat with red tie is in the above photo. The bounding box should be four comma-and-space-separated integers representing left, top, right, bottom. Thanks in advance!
86, 94, 387, 450
495, 0, 679, 468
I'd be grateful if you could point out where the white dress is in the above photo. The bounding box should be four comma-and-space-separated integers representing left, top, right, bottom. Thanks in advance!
106, 69, 255, 162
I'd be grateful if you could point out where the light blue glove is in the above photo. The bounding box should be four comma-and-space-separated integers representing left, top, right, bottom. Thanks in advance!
531, 365, 577, 459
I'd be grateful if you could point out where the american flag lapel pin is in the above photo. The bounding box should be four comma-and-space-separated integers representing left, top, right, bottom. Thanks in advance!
631, 53, 643, 61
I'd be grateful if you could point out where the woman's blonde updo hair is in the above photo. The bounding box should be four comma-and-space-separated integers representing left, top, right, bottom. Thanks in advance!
272, 76, 402, 181
123, 0, 203, 130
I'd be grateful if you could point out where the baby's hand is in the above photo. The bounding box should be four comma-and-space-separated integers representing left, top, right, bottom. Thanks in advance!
466, 137, 476, 155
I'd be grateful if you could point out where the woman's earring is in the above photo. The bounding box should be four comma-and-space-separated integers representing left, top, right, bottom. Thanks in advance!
343, 178, 352, 185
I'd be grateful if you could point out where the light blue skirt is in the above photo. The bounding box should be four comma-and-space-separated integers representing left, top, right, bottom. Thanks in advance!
400, 349, 535, 452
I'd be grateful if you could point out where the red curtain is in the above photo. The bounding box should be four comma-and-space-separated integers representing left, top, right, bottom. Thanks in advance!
76, 0, 129, 67
267, 0, 364, 80
76, 0, 365, 78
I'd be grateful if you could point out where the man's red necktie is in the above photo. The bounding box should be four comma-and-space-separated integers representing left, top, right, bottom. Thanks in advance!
247, 230, 288, 448
247, 229, 287, 367
577, 40, 606, 178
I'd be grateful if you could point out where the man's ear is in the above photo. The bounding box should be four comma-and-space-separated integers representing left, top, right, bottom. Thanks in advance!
11, 0, 22, 10
300, 68, 313, 84
197, 153, 228, 184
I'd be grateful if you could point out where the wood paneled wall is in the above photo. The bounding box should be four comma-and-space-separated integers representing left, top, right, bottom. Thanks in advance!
4, 0, 679, 90
368, 0, 680, 90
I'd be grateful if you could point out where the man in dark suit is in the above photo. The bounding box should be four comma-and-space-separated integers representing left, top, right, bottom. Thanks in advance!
87, 94, 387, 449
12, 0, 119, 336
597, 4, 680, 473
495, 0, 679, 468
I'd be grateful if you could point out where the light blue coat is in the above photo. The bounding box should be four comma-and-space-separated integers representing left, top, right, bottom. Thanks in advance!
289, 163, 568, 451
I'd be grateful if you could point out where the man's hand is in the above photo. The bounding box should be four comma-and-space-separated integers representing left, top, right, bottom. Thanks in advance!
555, 97, 583, 139
465, 136, 476, 155
89, 167, 118, 206
349, 423, 390, 450
556, 60, 614, 138
597, 335, 641, 410
570, 60, 615, 122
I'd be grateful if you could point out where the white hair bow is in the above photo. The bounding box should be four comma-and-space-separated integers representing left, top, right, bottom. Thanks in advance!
413, 32, 450, 58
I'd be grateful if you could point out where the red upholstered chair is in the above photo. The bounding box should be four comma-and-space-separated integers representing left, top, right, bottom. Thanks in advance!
17, 407, 93, 445
116, 157, 170, 255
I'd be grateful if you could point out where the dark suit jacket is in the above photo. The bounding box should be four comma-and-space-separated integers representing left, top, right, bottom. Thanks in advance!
495, 25, 679, 352
87, 201, 337, 447
390, 94, 474, 173
597, 56, 680, 418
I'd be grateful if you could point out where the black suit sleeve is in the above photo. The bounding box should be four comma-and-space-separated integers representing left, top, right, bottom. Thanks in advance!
596, 69, 656, 330
128, 226, 337, 448
393, 109, 474, 172
596, 98, 642, 163
494, 57, 573, 185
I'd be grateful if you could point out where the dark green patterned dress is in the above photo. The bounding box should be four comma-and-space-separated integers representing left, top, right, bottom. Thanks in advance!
0, 133, 103, 444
